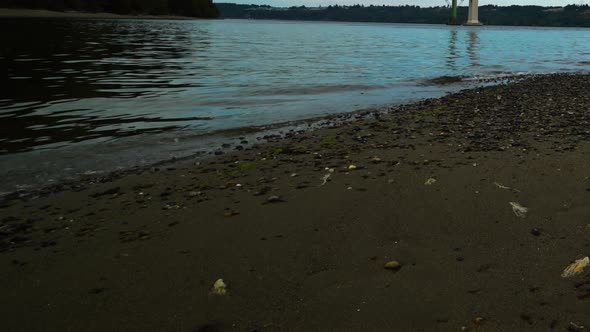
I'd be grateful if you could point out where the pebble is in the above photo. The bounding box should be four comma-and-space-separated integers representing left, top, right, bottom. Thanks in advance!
267, 195, 282, 203
223, 210, 239, 217
384, 260, 402, 271
530, 228, 541, 236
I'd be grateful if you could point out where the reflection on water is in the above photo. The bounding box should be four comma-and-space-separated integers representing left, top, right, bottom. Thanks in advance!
446, 28, 480, 69
0, 19, 205, 154
2, 19, 590, 192
446, 29, 458, 69
467, 30, 480, 67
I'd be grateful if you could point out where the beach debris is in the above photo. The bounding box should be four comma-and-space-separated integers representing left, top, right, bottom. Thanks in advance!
267, 195, 282, 203
509, 202, 528, 218
474, 317, 484, 326
348, 164, 358, 170
223, 210, 239, 218
211, 279, 227, 295
424, 178, 437, 185
253, 186, 272, 196
384, 260, 402, 271
320, 173, 331, 186
494, 182, 520, 192
567, 322, 585, 331
561, 256, 589, 278
91, 186, 120, 198
164, 204, 181, 210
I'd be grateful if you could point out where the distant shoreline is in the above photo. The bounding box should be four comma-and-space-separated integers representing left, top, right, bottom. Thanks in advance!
0, 8, 195, 20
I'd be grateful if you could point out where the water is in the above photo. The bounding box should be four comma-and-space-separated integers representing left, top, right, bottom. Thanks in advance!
1, 18, 589, 193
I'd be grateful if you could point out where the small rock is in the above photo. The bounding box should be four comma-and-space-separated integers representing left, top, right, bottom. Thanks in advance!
267, 195, 282, 203
531, 228, 541, 236
384, 260, 402, 271
296, 183, 308, 189
89, 288, 105, 294
223, 210, 239, 218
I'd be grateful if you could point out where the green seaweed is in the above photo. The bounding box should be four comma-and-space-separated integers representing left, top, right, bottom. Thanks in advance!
217, 161, 258, 178
321, 135, 337, 145
415, 105, 447, 120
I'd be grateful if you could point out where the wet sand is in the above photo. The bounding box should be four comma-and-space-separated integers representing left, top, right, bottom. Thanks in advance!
0, 8, 192, 20
1, 73, 590, 331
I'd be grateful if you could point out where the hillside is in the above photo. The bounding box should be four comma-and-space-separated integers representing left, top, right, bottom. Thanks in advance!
0, 0, 219, 18
217, 3, 590, 27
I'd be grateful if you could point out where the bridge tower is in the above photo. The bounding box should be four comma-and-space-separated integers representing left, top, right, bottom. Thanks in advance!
448, 0, 459, 25
465, 0, 482, 26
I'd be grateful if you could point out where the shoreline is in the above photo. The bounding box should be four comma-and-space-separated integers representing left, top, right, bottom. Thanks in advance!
0, 73, 530, 203
0, 8, 196, 20
2, 73, 590, 331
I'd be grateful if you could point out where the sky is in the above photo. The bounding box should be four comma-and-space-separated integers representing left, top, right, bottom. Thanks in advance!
222, 0, 590, 8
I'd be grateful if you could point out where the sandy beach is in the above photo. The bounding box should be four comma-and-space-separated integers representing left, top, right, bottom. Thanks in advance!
0, 8, 193, 20
1, 73, 590, 331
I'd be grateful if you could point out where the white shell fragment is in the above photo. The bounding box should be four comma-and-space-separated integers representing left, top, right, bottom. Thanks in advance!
320, 173, 331, 186
509, 202, 528, 218
424, 178, 437, 185
494, 182, 520, 192
561, 257, 590, 278
211, 279, 227, 295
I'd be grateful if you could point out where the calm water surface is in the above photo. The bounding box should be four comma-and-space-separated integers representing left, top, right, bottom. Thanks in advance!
1, 18, 589, 193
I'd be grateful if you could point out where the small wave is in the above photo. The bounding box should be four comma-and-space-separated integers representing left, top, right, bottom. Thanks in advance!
463, 71, 546, 82
237, 84, 386, 97
421, 75, 466, 86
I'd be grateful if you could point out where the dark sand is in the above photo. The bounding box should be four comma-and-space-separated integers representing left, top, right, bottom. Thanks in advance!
1, 73, 590, 331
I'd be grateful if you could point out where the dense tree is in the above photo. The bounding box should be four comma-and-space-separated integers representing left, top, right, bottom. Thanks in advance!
0, 0, 219, 18
215, 3, 590, 28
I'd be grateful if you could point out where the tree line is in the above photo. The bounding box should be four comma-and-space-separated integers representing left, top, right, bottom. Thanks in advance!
0, 0, 219, 18
216, 3, 590, 27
